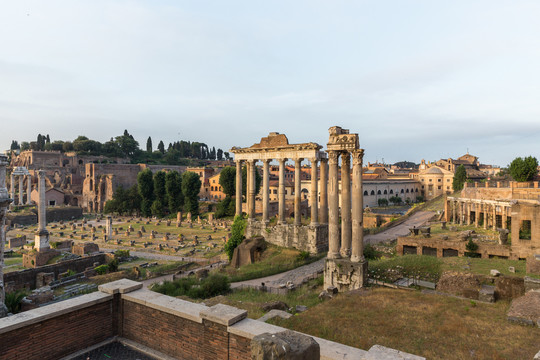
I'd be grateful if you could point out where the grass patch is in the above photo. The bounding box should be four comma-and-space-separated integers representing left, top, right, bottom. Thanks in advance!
368, 255, 442, 283
4, 257, 23, 267
152, 274, 230, 299
271, 288, 540, 360
221, 244, 324, 283
203, 277, 323, 319
441, 257, 527, 277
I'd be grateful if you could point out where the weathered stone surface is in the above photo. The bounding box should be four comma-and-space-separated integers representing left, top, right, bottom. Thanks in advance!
525, 276, 540, 292
507, 290, 540, 327
527, 255, 540, 275
495, 276, 525, 301
490, 269, 501, 277
324, 258, 367, 292
200, 303, 247, 326
365, 345, 425, 360
295, 305, 307, 313
258, 310, 292, 323
251, 330, 320, 360
318, 291, 332, 301
72, 242, 99, 256
436, 271, 483, 297
231, 236, 267, 268
478, 285, 495, 303
262, 301, 289, 312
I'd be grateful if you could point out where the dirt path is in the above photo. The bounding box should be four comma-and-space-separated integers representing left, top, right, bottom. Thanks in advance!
364, 211, 436, 245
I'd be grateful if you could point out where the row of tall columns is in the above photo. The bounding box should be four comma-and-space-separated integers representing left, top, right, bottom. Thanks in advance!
235, 157, 327, 226
9, 174, 32, 205
0, 155, 12, 318
327, 149, 364, 262
451, 200, 509, 230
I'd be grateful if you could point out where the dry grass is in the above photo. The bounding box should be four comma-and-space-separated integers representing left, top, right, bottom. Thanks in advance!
271, 288, 540, 360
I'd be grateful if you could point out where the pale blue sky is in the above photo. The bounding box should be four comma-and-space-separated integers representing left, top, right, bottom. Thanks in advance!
1, 1, 540, 166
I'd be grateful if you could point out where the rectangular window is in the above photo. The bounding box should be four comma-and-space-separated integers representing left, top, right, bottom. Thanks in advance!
438, 179, 442, 182
438, 186, 441, 190
520, 220, 532, 240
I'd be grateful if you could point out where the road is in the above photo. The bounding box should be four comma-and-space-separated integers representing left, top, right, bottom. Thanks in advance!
364, 211, 436, 245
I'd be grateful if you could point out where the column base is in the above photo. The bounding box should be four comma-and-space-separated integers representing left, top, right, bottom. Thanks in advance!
35, 230, 50, 252
350, 254, 365, 263
327, 251, 341, 260
324, 258, 368, 292
340, 248, 351, 258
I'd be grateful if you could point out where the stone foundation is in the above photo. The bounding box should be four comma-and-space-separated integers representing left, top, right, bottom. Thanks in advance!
22, 249, 60, 268
324, 258, 368, 292
245, 220, 328, 254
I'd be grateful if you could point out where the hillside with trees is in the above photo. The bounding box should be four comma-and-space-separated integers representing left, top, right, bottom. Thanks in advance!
9, 130, 230, 166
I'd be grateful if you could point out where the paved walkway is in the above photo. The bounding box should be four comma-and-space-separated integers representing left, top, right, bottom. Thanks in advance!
364, 211, 435, 245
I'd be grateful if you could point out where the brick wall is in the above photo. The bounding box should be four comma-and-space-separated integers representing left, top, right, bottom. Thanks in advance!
121, 300, 250, 360
0, 299, 113, 360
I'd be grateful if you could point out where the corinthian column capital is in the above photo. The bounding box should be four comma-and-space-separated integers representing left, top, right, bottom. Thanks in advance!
351, 149, 364, 166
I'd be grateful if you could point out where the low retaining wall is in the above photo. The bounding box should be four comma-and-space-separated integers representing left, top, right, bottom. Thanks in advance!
0, 279, 424, 360
246, 220, 328, 254
3, 253, 107, 292
7, 207, 83, 226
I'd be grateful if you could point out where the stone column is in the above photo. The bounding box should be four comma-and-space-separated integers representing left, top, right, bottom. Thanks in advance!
262, 159, 270, 223
18, 176, 24, 205
493, 205, 497, 229
466, 202, 471, 225
294, 158, 302, 226
319, 158, 328, 224
351, 149, 364, 262
278, 158, 287, 225
235, 161, 243, 217
26, 175, 32, 204
310, 158, 318, 226
340, 152, 352, 257
248, 160, 257, 220
106, 216, 113, 239
10, 173, 14, 205
35, 170, 49, 251
327, 151, 340, 259
474, 203, 479, 228
452, 201, 456, 223
482, 204, 488, 229
0, 155, 12, 318
502, 207, 508, 229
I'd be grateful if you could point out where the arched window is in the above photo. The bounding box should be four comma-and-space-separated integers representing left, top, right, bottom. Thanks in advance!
389, 189, 394, 194
364, 191, 368, 196
377, 190, 381, 195
370, 190, 375, 195
406, 189, 409, 193
384, 190, 388, 194
416, 188, 419, 192
401, 189, 404, 193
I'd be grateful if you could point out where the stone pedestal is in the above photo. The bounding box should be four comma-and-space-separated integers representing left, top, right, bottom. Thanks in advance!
35, 229, 50, 251
324, 258, 368, 292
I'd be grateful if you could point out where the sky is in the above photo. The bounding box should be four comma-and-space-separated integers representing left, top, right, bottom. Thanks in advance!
1, 1, 540, 167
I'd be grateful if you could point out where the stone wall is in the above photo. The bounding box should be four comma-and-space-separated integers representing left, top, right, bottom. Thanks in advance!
4, 253, 107, 291
246, 220, 328, 254
6, 206, 83, 226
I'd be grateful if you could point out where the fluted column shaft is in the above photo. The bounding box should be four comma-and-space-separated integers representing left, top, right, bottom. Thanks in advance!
310, 158, 318, 226
278, 159, 286, 224
38, 171, 47, 232
262, 160, 270, 223
26, 175, 32, 204
328, 151, 340, 259
235, 161, 243, 216
248, 160, 256, 219
294, 158, 302, 226
18, 176, 23, 205
351, 149, 364, 262
319, 158, 328, 224
340, 152, 352, 257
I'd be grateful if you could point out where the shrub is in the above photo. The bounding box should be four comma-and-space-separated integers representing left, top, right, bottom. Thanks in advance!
465, 238, 479, 252
95, 264, 108, 275
66, 269, 77, 277
224, 215, 247, 260
296, 251, 310, 262
114, 249, 130, 259
152, 274, 230, 299
108, 259, 119, 272
5, 290, 28, 314
363, 244, 380, 260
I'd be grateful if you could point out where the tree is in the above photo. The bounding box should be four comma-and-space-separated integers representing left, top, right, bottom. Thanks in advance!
389, 196, 402, 205
114, 130, 139, 157
378, 198, 388, 207
509, 156, 538, 182
219, 167, 236, 197
182, 171, 202, 216
20, 142, 30, 151
151, 199, 165, 218
146, 137, 152, 153
138, 169, 154, 217
10, 141, 19, 150
224, 152, 230, 160
158, 140, 165, 154
453, 165, 467, 191
165, 171, 183, 213
153, 171, 167, 207
224, 215, 247, 260
217, 149, 223, 161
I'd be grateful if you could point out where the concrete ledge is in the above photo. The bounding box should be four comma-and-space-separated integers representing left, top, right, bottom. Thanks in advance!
122, 288, 208, 323
229, 318, 368, 360
98, 279, 143, 294
0, 291, 112, 334
365, 345, 425, 360
200, 303, 247, 326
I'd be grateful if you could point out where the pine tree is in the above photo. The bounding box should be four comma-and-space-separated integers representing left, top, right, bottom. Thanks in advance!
146, 137, 152, 153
